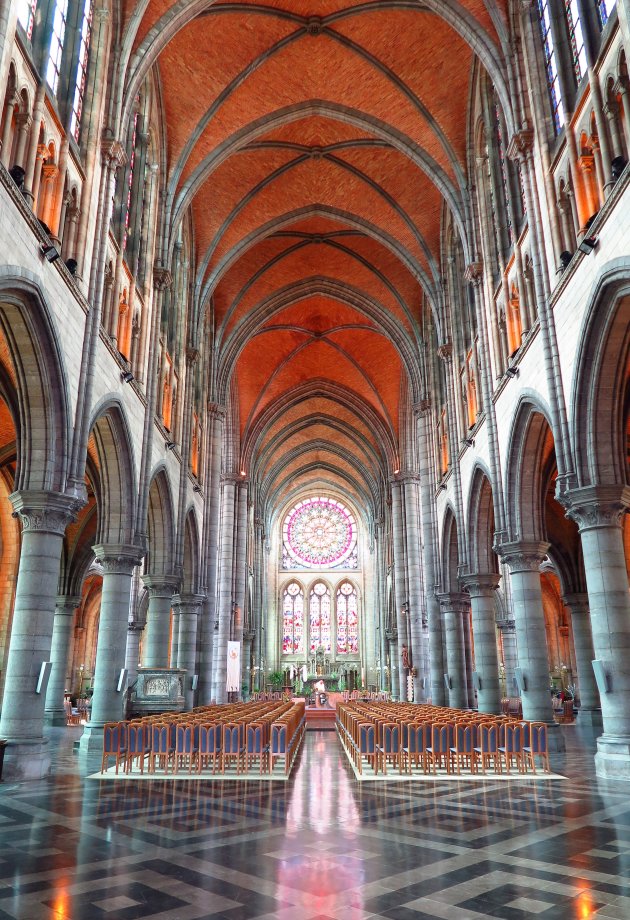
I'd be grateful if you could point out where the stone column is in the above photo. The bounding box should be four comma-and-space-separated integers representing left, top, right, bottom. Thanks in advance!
170, 608, 180, 667
141, 576, 178, 668
415, 400, 446, 705
498, 618, 518, 697
12, 112, 31, 170
461, 574, 501, 714
198, 404, 225, 704
233, 480, 249, 669
390, 478, 409, 698
213, 476, 236, 703
462, 602, 474, 708
0, 92, 18, 167
174, 593, 204, 709
242, 629, 255, 698
498, 542, 559, 732
438, 593, 468, 709
0, 491, 79, 780
565, 486, 630, 778
386, 630, 399, 700
125, 624, 143, 685
44, 595, 81, 725
22, 84, 45, 205
563, 592, 601, 724
403, 474, 426, 701
79, 544, 141, 758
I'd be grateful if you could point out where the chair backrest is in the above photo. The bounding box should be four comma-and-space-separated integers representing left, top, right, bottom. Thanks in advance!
271, 723, 287, 753
359, 722, 375, 753
103, 722, 124, 753
247, 723, 264, 753
455, 723, 473, 753
222, 723, 241, 753
430, 723, 448, 753
503, 722, 524, 752
480, 723, 499, 752
199, 723, 219, 753
529, 722, 547, 753
151, 723, 170, 754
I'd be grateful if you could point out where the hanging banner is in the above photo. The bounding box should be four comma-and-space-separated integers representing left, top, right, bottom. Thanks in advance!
226, 641, 241, 692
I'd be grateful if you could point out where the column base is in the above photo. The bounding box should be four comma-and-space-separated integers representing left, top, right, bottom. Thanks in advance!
44, 710, 68, 727
595, 735, 630, 781
77, 723, 105, 762
1, 739, 51, 781
577, 708, 603, 727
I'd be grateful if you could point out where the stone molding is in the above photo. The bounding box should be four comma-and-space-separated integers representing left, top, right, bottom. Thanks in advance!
10, 491, 82, 535
464, 262, 483, 285
563, 485, 630, 531
562, 593, 590, 616
496, 618, 516, 632
101, 138, 126, 169
507, 128, 534, 161
437, 341, 453, 362
460, 572, 501, 597
92, 543, 142, 575
185, 346, 200, 366
412, 398, 431, 417
390, 470, 420, 485
496, 540, 550, 573
207, 402, 227, 420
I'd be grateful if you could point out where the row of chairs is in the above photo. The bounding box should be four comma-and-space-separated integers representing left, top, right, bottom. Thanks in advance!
337, 703, 550, 776
341, 691, 391, 702
101, 700, 306, 776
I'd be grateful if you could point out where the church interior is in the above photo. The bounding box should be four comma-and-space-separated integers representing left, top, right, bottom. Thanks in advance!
0, 0, 629, 917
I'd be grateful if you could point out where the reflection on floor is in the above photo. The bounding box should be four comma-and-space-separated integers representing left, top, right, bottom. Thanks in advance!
1, 724, 630, 919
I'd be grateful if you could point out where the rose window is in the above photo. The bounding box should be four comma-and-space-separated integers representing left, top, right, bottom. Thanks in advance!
282, 497, 357, 569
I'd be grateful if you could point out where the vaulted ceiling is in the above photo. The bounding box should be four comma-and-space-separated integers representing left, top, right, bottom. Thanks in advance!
120, 0, 511, 519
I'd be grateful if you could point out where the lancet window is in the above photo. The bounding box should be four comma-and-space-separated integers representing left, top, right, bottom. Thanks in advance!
537, 0, 565, 133
336, 582, 358, 655
282, 582, 304, 655
69, 0, 93, 141
309, 582, 331, 653
46, 0, 68, 95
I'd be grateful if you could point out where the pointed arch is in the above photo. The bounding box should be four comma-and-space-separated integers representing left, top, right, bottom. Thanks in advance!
88, 398, 138, 545
145, 466, 176, 576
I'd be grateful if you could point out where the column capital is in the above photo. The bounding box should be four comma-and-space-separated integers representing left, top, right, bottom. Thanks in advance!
207, 401, 227, 420
496, 540, 550, 573
413, 398, 431, 417
152, 265, 172, 291
93, 543, 142, 574
507, 128, 534, 161
142, 574, 179, 597
185, 346, 199, 366
10, 490, 82, 535
101, 138, 126, 169
465, 261, 484, 285
172, 593, 205, 615
460, 572, 501, 597
562, 592, 590, 615
496, 618, 516, 632
563, 485, 630, 531
437, 341, 453, 362
437, 592, 470, 614
55, 595, 82, 612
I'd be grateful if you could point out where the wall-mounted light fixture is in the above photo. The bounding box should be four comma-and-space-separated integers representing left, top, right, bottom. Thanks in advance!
505, 366, 519, 378
193, 485, 202, 493
40, 243, 60, 263
165, 441, 177, 451
121, 371, 134, 383
578, 236, 598, 255
463, 437, 475, 447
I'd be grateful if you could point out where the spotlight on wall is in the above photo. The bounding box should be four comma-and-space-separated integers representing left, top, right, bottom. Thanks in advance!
65, 258, 78, 275
578, 236, 598, 255
121, 370, 134, 383
40, 243, 60, 263
437, 483, 447, 492
193, 485, 202, 493
463, 437, 475, 447
165, 441, 177, 451
505, 366, 519, 378
8, 165, 25, 189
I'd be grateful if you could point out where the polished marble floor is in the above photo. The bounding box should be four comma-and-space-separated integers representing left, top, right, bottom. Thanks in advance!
1, 724, 630, 919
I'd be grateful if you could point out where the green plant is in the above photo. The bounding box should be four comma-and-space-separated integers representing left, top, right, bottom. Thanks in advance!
267, 670, 284, 687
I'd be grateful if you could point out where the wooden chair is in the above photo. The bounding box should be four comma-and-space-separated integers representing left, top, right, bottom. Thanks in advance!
101, 722, 128, 774
125, 722, 150, 774
426, 723, 450, 774
523, 722, 550, 773
197, 723, 221, 773
357, 722, 378, 775
245, 722, 268, 773
450, 723, 475, 774
498, 722, 525, 773
473, 722, 502, 774
377, 721, 401, 774
174, 723, 198, 773
149, 722, 174, 773
221, 722, 245, 773
403, 722, 429, 774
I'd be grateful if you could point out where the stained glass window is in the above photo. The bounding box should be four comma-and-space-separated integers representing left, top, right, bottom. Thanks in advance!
282, 497, 357, 570
123, 110, 138, 251
336, 582, 358, 655
597, 0, 616, 28
70, 0, 93, 142
494, 99, 513, 245
46, 0, 68, 94
17, 0, 37, 39
537, 0, 565, 134
282, 582, 304, 655
564, 1, 587, 83
310, 582, 331, 653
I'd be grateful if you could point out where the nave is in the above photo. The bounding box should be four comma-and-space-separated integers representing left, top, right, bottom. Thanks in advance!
0, 726, 629, 919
